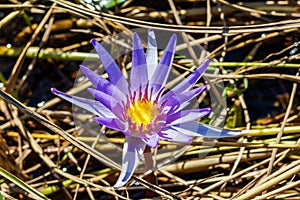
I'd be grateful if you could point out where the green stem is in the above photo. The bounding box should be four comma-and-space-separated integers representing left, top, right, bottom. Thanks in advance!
0, 46, 99, 61
1, 46, 300, 68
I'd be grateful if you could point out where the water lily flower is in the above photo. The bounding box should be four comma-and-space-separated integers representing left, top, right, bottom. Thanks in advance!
51, 30, 240, 188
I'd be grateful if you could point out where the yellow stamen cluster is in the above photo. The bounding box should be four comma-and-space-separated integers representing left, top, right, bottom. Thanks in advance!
128, 100, 158, 129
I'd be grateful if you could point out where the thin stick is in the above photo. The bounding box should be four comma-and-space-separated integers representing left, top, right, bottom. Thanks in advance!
267, 69, 299, 175
0, 1, 38, 28
254, 179, 300, 200
235, 162, 300, 200
72, 128, 105, 200
52, 0, 300, 34
6, 3, 56, 93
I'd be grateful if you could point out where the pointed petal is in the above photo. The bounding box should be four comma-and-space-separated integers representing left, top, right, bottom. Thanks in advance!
114, 137, 146, 188
141, 134, 159, 148
159, 128, 193, 143
93, 117, 127, 131
171, 121, 241, 138
87, 88, 125, 119
51, 88, 114, 118
171, 59, 210, 94
130, 33, 148, 90
87, 88, 117, 111
91, 39, 129, 93
146, 30, 158, 79
162, 85, 207, 112
150, 34, 177, 94
80, 65, 126, 101
167, 108, 211, 125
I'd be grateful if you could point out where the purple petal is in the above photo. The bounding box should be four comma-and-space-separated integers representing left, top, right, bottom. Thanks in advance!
167, 108, 211, 125
146, 30, 158, 79
171, 59, 210, 94
159, 128, 193, 143
141, 134, 159, 148
51, 88, 114, 118
87, 88, 124, 119
171, 122, 241, 138
80, 65, 126, 101
87, 88, 117, 110
93, 117, 127, 131
114, 137, 146, 188
162, 85, 207, 112
150, 34, 177, 94
130, 33, 148, 90
91, 39, 129, 93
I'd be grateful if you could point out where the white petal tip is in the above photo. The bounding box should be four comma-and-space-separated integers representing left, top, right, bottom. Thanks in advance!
50, 87, 57, 94
113, 182, 124, 189
221, 129, 242, 137
114, 171, 132, 188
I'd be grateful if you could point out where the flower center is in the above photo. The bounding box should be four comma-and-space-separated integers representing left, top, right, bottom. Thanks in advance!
128, 100, 158, 128
125, 84, 166, 134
